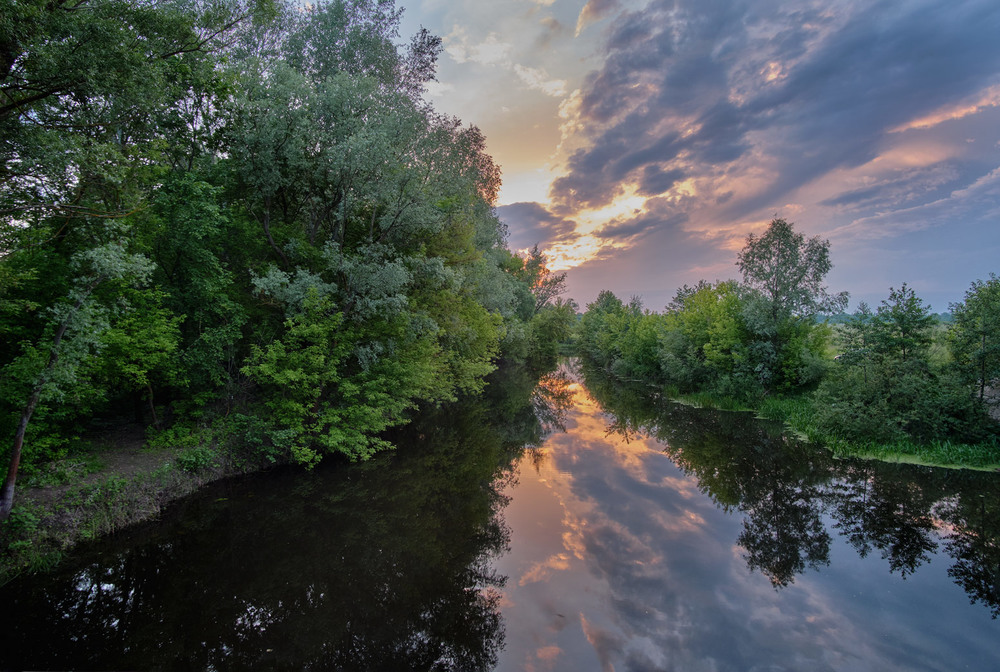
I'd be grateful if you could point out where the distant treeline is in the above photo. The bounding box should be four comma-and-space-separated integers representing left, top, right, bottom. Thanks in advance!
0, 0, 575, 519
576, 218, 1000, 465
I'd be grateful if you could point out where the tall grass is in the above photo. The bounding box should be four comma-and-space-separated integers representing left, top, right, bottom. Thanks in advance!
830, 438, 1000, 470
696, 390, 1000, 471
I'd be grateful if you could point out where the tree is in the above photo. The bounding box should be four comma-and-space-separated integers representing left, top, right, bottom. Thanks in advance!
873, 283, 933, 364
836, 301, 877, 383
510, 245, 567, 316
951, 274, 1000, 402
736, 218, 846, 391
737, 218, 848, 321
1, 238, 155, 520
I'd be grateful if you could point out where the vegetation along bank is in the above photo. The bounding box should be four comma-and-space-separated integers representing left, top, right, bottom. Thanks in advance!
0, 0, 575, 579
575, 218, 1000, 471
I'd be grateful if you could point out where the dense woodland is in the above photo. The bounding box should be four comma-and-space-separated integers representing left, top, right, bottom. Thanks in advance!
0, 0, 576, 521
577, 218, 1000, 466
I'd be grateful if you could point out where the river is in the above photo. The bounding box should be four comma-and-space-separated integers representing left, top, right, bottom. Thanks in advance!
2, 361, 998, 670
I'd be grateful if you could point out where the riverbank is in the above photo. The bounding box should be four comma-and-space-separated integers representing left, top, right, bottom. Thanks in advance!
667, 387, 1000, 471
0, 422, 275, 585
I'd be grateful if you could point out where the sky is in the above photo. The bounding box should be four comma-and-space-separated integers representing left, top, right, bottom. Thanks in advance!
399, 0, 1000, 312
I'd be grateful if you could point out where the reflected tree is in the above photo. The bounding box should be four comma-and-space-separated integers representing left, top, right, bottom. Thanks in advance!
829, 463, 938, 578
0, 363, 580, 669
940, 484, 1000, 618
579, 362, 1000, 601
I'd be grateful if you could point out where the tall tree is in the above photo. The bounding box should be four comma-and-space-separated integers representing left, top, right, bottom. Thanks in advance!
873, 283, 933, 365
737, 218, 848, 322
736, 218, 846, 390
951, 274, 1000, 402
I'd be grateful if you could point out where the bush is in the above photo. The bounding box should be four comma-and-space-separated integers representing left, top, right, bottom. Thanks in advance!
175, 446, 216, 473
814, 361, 996, 445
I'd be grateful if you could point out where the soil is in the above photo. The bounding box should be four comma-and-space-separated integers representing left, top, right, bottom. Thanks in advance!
2, 421, 264, 582
22, 423, 175, 512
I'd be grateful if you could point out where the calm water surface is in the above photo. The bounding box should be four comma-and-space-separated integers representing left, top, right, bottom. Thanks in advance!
2, 362, 999, 670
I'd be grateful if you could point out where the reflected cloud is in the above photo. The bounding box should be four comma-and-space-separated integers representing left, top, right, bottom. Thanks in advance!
487, 363, 1000, 670
520, 553, 573, 586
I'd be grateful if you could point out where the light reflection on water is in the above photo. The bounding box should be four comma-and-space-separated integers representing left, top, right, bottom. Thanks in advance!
491, 361, 1000, 672
0, 361, 998, 670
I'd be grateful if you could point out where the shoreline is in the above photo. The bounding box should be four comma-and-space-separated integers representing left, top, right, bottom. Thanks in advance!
0, 423, 278, 585
585, 363, 1000, 473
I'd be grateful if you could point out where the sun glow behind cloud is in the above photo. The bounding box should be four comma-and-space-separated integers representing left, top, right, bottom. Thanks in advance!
407, 0, 1000, 309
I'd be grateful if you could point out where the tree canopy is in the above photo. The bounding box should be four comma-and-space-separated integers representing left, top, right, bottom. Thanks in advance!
0, 0, 573, 520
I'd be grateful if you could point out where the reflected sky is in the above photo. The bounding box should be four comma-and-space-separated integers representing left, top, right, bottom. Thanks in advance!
2, 365, 997, 670
492, 370, 1000, 672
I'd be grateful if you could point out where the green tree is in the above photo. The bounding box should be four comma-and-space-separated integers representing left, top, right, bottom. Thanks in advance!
577, 290, 626, 366
736, 217, 847, 391
836, 301, 877, 383
951, 274, 1000, 402
737, 218, 848, 321
873, 283, 934, 364
1, 236, 156, 520
659, 280, 745, 392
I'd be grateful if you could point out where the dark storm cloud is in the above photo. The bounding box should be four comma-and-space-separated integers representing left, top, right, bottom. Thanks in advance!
637, 166, 685, 196
496, 201, 578, 250
550, 0, 1000, 220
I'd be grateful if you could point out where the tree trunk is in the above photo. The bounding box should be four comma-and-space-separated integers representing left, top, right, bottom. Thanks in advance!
134, 391, 145, 424
980, 333, 987, 402
0, 284, 95, 521
146, 383, 160, 430
0, 399, 38, 520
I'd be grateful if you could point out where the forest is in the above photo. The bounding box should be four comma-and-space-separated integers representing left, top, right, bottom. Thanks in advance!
0, 0, 576, 526
576, 218, 1000, 469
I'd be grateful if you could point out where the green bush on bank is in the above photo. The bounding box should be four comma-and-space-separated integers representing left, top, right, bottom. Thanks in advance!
575, 221, 1000, 469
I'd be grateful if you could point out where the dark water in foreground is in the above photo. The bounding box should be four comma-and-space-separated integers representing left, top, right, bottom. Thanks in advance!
2, 362, 999, 671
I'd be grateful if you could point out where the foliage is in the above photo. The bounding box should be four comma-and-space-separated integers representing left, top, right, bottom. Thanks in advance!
575, 217, 997, 465
951, 274, 1000, 402
872, 283, 934, 364
736, 218, 846, 391
0, 0, 570, 518
815, 288, 996, 448
175, 446, 218, 474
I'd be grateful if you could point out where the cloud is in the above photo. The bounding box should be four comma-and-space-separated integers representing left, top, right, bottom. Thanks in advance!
535, 17, 565, 50
530, 0, 1000, 304
441, 20, 571, 101
409, 0, 1000, 308
575, 0, 621, 36
514, 64, 567, 97
445, 29, 512, 65
829, 166, 1000, 241
497, 201, 579, 251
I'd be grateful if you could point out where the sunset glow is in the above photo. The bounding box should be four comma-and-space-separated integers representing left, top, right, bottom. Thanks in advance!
403, 0, 1000, 308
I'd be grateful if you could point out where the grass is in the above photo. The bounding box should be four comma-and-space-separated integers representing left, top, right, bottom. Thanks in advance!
0, 424, 262, 586
20, 452, 107, 488
663, 386, 1000, 472
828, 438, 1000, 471
0, 462, 198, 586
666, 387, 752, 412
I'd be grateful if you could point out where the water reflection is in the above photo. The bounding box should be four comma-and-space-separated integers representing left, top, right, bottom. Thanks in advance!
3, 362, 998, 671
493, 361, 1000, 671
581, 361, 1000, 614
0, 364, 571, 671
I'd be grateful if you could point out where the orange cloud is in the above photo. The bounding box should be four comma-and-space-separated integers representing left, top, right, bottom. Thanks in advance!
890, 84, 1000, 133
